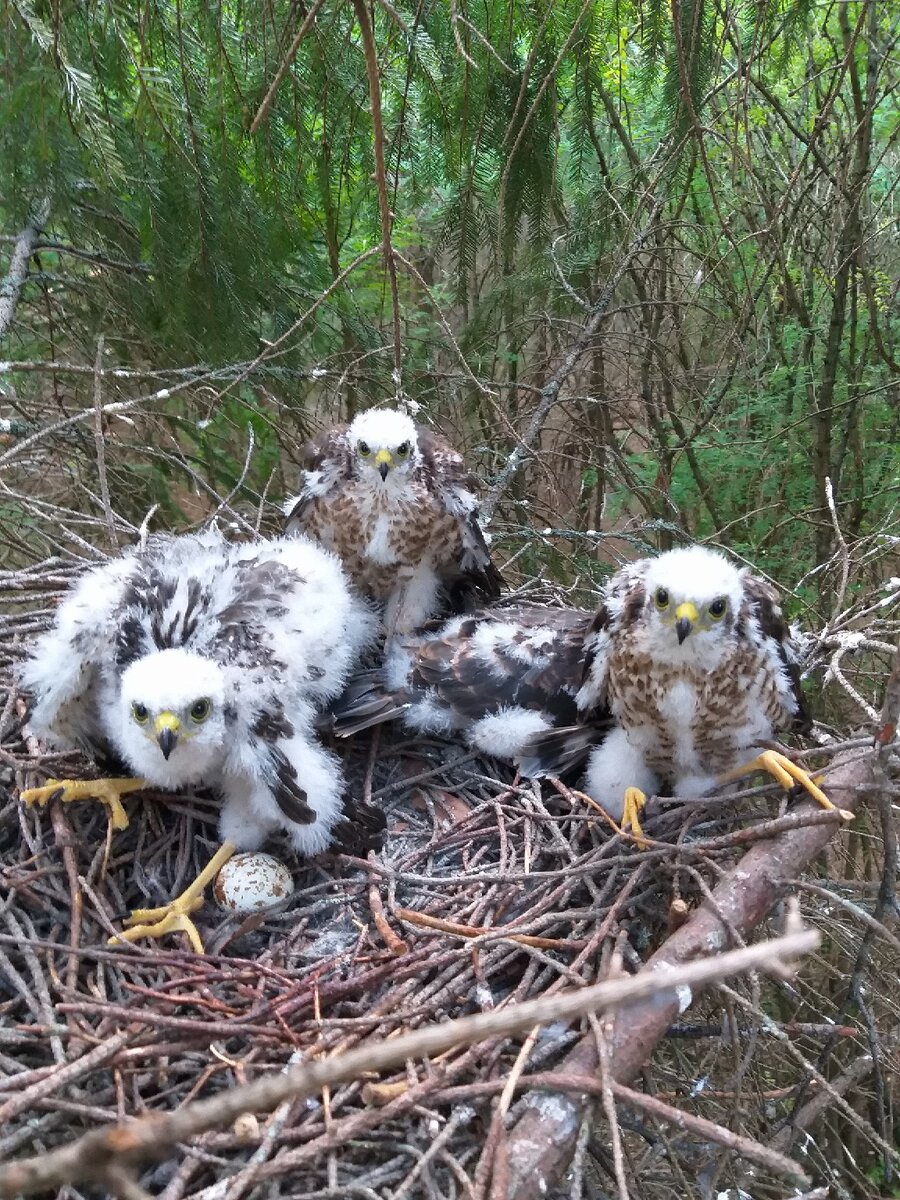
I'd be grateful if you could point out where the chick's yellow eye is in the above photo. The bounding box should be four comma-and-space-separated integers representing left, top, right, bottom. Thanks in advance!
190, 699, 211, 723
397, 441, 410, 457
708, 598, 727, 620
654, 587, 669, 610
131, 703, 149, 724
358, 441, 370, 457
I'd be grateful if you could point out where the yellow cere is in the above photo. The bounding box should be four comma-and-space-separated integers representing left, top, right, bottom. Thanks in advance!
674, 602, 699, 623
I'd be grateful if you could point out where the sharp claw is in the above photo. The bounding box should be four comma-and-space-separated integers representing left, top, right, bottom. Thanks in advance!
110, 843, 237, 955
124, 896, 203, 927
719, 751, 854, 824
19, 777, 143, 829
111, 913, 205, 955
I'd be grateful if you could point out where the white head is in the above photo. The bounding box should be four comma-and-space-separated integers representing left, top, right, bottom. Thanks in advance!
347, 408, 420, 484
638, 547, 746, 656
115, 648, 228, 787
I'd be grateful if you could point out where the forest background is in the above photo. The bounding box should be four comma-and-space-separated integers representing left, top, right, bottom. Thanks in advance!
0, 0, 896, 612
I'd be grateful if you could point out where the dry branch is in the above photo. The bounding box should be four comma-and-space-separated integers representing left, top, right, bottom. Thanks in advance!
0, 931, 817, 1198
610, 1080, 810, 1185
769, 1052, 874, 1153
0, 199, 50, 342
504, 747, 875, 1200
480, 195, 665, 524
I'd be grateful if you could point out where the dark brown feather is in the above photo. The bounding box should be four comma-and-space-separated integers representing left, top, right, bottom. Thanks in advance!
410, 606, 595, 724
284, 426, 351, 526
269, 746, 316, 825
416, 427, 503, 609
743, 574, 811, 733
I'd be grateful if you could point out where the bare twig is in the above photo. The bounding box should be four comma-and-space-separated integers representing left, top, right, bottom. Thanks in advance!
351, 0, 402, 382
612, 1080, 811, 1185
0, 931, 817, 1198
480, 196, 665, 524
248, 0, 329, 135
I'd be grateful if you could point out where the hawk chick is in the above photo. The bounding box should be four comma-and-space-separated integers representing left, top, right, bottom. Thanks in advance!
19, 529, 377, 949
284, 407, 502, 636
521, 548, 804, 807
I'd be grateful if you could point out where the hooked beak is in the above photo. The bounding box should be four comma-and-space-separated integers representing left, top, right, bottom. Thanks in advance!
674, 601, 698, 645
154, 712, 180, 760
375, 449, 392, 481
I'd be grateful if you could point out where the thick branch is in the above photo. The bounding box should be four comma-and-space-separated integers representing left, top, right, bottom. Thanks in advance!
505, 747, 874, 1200
0, 932, 816, 1198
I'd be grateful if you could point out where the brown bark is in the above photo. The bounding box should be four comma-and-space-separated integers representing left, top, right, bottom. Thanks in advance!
505, 748, 873, 1200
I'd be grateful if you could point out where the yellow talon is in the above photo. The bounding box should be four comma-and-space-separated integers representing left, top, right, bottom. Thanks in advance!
718, 750, 854, 822
574, 786, 651, 848
109, 841, 237, 954
20, 777, 145, 831
620, 786, 650, 849
114, 909, 206, 956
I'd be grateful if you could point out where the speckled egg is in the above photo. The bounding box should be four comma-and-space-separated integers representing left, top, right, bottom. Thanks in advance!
214, 852, 295, 915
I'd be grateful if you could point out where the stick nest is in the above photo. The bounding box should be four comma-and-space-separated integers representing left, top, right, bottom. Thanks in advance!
1, 558, 898, 1200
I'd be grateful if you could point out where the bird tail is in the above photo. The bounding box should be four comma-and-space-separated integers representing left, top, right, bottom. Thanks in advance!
516, 722, 607, 780
318, 669, 409, 738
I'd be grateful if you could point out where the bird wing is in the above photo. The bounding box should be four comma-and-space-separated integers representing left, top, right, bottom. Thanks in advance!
19, 552, 140, 757
417, 428, 503, 608
214, 534, 377, 824
283, 426, 351, 532
518, 561, 650, 776
574, 558, 650, 712
317, 668, 411, 737
323, 605, 593, 738
741, 573, 811, 732
514, 600, 620, 780
409, 606, 588, 722
516, 720, 611, 780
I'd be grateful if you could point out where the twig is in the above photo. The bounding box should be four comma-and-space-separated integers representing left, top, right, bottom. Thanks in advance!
480, 195, 665, 524
875, 634, 900, 763
824, 477, 851, 623
351, 0, 402, 382
393, 250, 493, 395
504, 747, 871, 1200
394, 906, 585, 951
92, 334, 118, 549
0, 931, 817, 1197
769, 1052, 873, 1153
369, 855, 409, 955
611, 1080, 810, 1185
248, 0, 329, 135
0, 1030, 133, 1125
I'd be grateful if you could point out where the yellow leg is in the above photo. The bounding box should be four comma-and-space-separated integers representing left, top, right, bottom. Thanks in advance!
620, 786, 650, 849
573, 786, 651, 849
718, 750, 854, 822
20, 777, 145, 832
109, 841, 237, 954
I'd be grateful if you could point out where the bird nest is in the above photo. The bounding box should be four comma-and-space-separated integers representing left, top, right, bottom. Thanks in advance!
1, 539, 899, 1199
